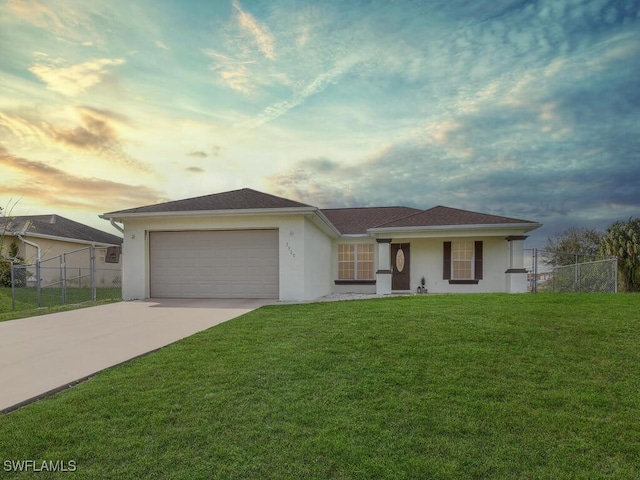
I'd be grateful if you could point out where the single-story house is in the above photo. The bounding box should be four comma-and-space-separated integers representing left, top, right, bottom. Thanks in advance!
0, 215, 123, 287
100, 188, 541, 302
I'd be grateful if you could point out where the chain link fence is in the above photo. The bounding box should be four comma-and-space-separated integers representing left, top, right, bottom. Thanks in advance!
526, 249, 618, 293
9, 246, 121, 310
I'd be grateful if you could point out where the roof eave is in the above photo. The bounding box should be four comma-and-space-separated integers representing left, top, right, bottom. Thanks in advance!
100, 206, 320, 221
100, 207, 343, 238
309, 210, 342, 238
368, 222, 543, 235
8, 231, 121, 247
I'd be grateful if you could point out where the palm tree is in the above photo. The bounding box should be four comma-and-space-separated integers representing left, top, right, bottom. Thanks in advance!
601, 218, 640, 292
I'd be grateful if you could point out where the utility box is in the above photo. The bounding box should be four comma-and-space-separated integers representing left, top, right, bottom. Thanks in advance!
105, 246, 121, 263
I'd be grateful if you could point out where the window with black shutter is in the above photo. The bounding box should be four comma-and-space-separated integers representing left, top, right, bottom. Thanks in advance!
444, 240, 482, 284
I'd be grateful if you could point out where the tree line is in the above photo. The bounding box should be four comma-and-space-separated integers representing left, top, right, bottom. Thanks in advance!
545, 218, 640, 292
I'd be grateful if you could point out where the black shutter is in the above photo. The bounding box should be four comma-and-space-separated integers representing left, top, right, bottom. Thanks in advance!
474, 241, 483, 280
443, 242, 451, 280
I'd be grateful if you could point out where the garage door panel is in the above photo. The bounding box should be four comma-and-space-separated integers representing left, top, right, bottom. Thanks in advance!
150, 230, 279, 299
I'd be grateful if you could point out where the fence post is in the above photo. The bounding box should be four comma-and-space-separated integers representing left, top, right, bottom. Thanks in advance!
91, 246, 96, 302
62, 253, 67, 305
532, 249, 538, 293
36, 259, 41, 308
60, 255, 64, 306
578, 262, 581, 292
10, 262, 15, 311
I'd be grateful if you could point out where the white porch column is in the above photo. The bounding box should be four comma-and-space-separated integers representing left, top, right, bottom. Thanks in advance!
505, 235, 528, 293
376, 238, 392, 295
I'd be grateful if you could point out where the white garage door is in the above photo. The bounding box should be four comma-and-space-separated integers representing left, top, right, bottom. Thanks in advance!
149, 230, 279, 298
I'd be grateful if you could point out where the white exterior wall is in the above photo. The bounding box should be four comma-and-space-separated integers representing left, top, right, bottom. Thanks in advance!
118, 212, 534, 301
278, 216, 305, 301
301, 217, 333, 300
410, 237, 508, 293
376, 241, 392, 295
119, 214, 332, 301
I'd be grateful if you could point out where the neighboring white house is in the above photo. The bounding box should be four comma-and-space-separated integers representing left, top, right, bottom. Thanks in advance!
100, 188, 541, 302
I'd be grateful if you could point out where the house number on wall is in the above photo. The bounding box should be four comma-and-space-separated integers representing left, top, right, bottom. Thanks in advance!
396, 248, 405, 273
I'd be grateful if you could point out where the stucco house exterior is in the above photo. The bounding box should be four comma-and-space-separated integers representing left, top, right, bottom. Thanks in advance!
1, 215, 122, 287
101, 188, 541, 302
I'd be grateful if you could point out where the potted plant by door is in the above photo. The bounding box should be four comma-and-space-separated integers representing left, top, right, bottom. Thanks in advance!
420, 276, 427, 294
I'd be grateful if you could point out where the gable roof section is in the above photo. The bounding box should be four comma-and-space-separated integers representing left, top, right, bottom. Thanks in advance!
2, 215, 122, 245
320, 207, 422, 235
373, 205, 539, 229
105, 188, 313, 215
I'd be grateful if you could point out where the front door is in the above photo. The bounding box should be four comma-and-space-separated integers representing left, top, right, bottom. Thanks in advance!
391, 243, 410, 290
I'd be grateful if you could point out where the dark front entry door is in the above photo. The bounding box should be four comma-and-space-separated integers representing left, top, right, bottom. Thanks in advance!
391, 243, 410, 290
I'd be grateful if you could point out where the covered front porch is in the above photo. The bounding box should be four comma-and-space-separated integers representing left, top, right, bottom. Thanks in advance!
373, 234, 529, 294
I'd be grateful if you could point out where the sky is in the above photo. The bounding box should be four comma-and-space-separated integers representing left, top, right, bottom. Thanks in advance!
0, 0, 638, 249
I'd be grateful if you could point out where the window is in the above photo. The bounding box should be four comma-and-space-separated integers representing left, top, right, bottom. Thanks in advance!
443, 241, 483, 283
338, 244, 374, 280
452, 241, 473, 279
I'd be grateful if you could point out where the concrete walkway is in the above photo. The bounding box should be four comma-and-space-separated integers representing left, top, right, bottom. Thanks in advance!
0, 299, 272, 412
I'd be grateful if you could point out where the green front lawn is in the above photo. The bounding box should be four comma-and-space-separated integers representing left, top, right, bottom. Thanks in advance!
1, 294, 639, 478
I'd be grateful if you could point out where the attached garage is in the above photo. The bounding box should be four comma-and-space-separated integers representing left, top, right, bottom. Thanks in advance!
149, 229, 279, 299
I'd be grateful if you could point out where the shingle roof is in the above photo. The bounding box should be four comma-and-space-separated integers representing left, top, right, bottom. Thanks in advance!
320, 207, 422, 235
102, 188, 540, 235
2, 215, 122, 245
373, 205, 539, 229
105, 188, 313, 215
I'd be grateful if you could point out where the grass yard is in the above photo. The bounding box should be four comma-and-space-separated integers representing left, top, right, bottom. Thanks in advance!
1, 294, 639, 479
0, 287, 121, 321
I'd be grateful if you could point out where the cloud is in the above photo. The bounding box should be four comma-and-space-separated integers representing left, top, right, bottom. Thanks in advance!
155, 40, 170, 50
29, 57, 125, 96
187, 151, 208, 158
232, 0, 275, 60
51, 108, 119, 149
203, 49, 254, 94
247, 62, 348, 128
0, 150, 165, 211
50, 106, 152, 172
203, 0, 279, 94
7, 0, 104, 46
0, 111, 51, 145
0, 107, 152, 173
266, 85, 640, 237
266, 157, 359, 207
185, 167, 204, 174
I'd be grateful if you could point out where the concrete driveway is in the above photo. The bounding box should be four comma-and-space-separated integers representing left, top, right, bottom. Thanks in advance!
0, 299, 273, 413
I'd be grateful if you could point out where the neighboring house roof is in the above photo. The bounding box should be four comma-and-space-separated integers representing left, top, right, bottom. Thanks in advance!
321, 207, 422, 235
1, 215, 122, 245
105, 188, 313, 215
373, 206, 539, 229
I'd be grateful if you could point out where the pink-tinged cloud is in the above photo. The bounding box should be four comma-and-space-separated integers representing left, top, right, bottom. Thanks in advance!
0, 151, 165, 211
0, 107, 152, 174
